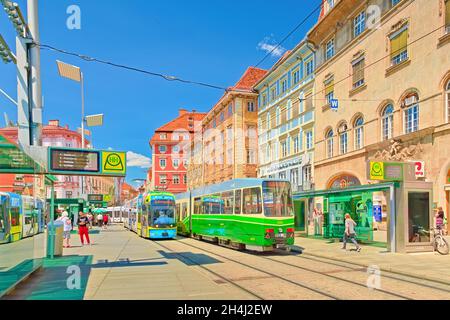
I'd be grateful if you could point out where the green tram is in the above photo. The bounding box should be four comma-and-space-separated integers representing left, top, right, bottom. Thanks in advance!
175, 179, 295, 252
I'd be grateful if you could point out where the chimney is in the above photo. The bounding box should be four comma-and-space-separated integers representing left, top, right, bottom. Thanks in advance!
48, 120, 60, 127
179, 108, 188, 116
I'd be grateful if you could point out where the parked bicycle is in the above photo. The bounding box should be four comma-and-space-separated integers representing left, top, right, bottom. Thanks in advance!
430, 227, 449, 255
411, 226, 449, 255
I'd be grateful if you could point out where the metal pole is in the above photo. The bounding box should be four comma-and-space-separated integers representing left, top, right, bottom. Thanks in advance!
49, 183, 55, 259
27, 0, 43, 146
80, 72, 85, 197
389, 184, 396, 253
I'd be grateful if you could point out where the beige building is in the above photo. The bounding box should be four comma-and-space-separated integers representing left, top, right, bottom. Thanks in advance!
187, 67, 267, 189
307, 0, 450, 240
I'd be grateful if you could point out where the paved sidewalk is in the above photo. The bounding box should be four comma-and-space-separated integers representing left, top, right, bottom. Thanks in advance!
293, 237, 450, 284
6, 225, 254, 300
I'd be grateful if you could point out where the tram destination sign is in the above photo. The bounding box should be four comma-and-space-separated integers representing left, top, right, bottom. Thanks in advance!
48, 147, 127, 177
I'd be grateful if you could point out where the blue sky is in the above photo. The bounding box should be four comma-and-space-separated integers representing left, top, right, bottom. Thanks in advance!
0, 0, 321, 187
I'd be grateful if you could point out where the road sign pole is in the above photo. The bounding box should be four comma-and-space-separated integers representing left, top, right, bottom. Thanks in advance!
16, 35, 31, 148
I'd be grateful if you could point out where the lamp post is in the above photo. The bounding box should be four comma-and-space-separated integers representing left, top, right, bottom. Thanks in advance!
56, 60, 104, 198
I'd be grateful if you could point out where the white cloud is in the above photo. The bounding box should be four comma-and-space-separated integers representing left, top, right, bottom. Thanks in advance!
127, 151, 152, 169
257, 36, 286, 58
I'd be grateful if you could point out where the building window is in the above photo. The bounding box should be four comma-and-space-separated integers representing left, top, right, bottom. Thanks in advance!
338, 123, 348, 155
353, 11, 366, 38
247, 102, 256, 112
392, 0, 401, 7
183, 174, 187, 184
159, 133, 167, 139
173, 159, 179, 168
281, 79, 288, 93
326, 38, 335, 60
228, 103, 233, 116
173, 145, 180, 153
173, 175, 180, 185
303, 165, 312, 185
159, 145, 167, 153
220, 112, 225, 122
403, 93, 419, 134
446, 0, 450, 34
291, 169, 299, 188
446, 81, 450, 123
326, 129, 334, 159
160, 175, 167, 185
352, 57, 365, 89
382, 104, 394, 141
390, 26, 408, 66
247, 149, 256, 164
271, 87, 277, 101
276, 107, 281, 126
160, 159, 166, 168
281, 140, 288, 158
293, 69, 300, 85
305, 131, 313, 150
66, 191, 73, 199
354, 117, 364, 150
324, 78, 334, 104
293, 135, 300, 154
306, 59, 314, 76
262, 95, 267, 106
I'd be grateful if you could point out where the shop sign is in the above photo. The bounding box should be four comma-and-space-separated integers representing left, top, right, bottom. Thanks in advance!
409, 161, 425, 178
369, 161, 404, 182
329, 175, 361, 189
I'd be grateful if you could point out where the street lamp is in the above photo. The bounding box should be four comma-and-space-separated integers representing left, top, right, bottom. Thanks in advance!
56, 60, 104, 198
0, 34, 16, 64
1, 0, 28, 37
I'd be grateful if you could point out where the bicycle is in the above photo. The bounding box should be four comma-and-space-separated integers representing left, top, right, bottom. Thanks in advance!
430, 227, 449, 256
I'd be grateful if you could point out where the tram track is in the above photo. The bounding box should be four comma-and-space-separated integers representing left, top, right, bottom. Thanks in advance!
172, 237, 450, 300
170, 238, 414, 300
287, 252, 450, 294
152, 239, 341, 300
150, 240, 265, 300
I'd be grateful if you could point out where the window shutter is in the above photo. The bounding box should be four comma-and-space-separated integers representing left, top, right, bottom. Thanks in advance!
391, 29, 408, 58
352, 59, 365, 84
325, 80, 334, 95
446, 0, 450, 26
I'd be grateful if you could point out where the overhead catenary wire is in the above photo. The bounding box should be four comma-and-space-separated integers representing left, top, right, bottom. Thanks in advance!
256, 22, 449, 129
34, 42, 229, 92
254, 1, 324, 68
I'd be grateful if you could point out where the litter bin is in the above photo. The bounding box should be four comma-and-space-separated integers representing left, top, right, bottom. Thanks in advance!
47, 221, 64, 258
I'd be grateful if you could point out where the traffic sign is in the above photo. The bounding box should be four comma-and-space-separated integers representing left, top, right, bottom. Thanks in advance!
368, 161, 404, 182
102, 151, 126, 175
330, 99, 339, 111
370, 162, 385, 180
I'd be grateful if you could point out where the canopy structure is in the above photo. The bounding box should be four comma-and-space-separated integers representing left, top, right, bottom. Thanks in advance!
92, 208, 108, 214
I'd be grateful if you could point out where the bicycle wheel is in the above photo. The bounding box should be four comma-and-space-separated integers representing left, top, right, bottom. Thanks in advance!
435, 236, 449, 255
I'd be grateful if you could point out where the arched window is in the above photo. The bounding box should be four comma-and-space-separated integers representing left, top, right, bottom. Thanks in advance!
326, 129, 334, 159
446, 81, 450, 123
354, 116, 364, 150
382, 104, 394, 141
338, 122, 348, 155
402, 93, 419, 134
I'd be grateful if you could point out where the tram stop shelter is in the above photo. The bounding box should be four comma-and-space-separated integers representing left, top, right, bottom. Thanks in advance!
293, 161, 435, 253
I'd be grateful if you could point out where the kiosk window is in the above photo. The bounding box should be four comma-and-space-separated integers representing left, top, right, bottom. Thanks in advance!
408, 192, 430, 243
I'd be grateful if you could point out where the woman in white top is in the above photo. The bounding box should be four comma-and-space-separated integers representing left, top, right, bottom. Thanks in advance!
59, 211, 72, 248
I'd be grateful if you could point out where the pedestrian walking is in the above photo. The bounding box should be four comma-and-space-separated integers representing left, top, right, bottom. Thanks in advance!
97, 213, 103, 228
77, 211, 91, 246
103, 214, 109, 229
342, 213, 361, 252
58, 211, 72, 248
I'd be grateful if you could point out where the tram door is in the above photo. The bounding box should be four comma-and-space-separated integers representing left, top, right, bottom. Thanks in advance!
0, 194, 10, 244
294, 200, 306, 232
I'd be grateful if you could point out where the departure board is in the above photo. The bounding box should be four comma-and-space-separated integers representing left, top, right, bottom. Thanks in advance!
50, 148, 100, 173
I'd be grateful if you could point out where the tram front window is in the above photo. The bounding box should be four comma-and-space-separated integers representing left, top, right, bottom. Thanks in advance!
150, 200, 175, 227
263, 181, 294, 217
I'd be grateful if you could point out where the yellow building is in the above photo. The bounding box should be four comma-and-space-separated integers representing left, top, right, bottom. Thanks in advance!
307, 0, 450, 244
187, 67, 267, 189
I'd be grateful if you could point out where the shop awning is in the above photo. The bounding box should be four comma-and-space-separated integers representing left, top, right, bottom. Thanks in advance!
293, 182, 399, 200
